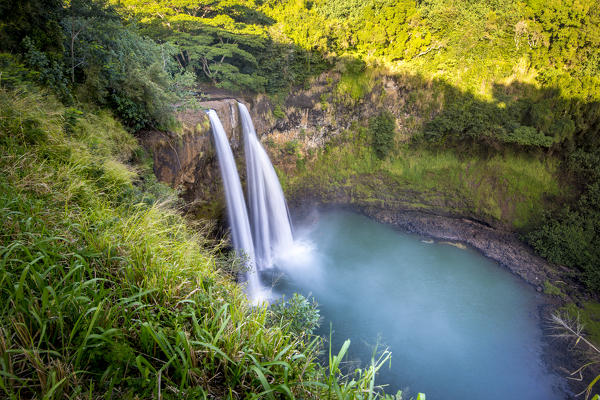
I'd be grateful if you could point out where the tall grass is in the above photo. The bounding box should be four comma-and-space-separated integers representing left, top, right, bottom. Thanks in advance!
0, 86, 406, 399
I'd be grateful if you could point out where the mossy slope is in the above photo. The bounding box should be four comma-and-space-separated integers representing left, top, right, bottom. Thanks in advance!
283, 126, 563, 231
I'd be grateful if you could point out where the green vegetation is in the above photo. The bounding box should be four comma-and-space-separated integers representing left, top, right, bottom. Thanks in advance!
2, 0, 600, 395
264, 0, 600, 102
112, 0, 330, 94
284, 139, 301, 156
528, 183, 600, 291
369, 111, 395, 160
421, 93, 555, 148
268, 294, 320, 337
1, 0, 195, 131
0, 84, 409, 399
287, 125, 562, 229
562, 303, 600, 347
334, 59, 374, 105
543, 280, 566, 298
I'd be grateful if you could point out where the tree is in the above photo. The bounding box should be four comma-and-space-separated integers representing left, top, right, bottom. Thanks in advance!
0, 0, 64, 54
63, 0, 120, 83
115, 0, 284, 92
369, 111, 396, 159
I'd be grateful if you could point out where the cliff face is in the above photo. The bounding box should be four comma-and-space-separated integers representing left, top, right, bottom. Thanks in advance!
253, 72, 416, 166
139, 100, 228, 218
137, 72, 538, 231
136, 74, 565, 291
137, 95, 279, 218
136, 72, 445, 220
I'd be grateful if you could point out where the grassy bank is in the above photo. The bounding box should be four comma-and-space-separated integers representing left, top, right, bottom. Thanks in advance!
0, 86, 401, 399
283, 126, 564, 230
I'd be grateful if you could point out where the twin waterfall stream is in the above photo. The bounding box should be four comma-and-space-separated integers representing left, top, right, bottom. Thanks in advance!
208, 103, 293, 303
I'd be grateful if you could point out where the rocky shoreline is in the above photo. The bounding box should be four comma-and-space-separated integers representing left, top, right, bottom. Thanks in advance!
358, 206, 563, 290
292, 199, 567, 290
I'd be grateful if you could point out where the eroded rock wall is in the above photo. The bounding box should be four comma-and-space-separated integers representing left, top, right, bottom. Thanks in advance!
139, 99, 238, 217
136, 72, 433, 219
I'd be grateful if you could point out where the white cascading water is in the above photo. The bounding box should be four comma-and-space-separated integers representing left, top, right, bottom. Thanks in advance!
206, 110, 262, 300
238, 102, 294, 269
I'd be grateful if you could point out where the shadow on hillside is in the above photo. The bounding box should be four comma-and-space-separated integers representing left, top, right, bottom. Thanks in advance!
188, 23, 599, 167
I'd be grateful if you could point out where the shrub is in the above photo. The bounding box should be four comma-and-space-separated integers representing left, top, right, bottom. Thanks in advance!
22, 36, 72, 102
269, 293, 321, 336
527, 182, 600, 292
273, 104, 286, 119
284, 139, 300, 155
0, 54, 38, 88
422, 98, 554, 149
369, 111, 396, 159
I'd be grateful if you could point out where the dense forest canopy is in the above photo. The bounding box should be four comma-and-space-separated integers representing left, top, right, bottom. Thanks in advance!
100, 0, 600, 151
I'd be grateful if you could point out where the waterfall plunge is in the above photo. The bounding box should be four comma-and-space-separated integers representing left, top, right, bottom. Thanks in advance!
238, 102, 294, 269
206, 110, 262, 300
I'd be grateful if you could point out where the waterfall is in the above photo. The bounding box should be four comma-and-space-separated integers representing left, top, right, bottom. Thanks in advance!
206, 110, 261, 300
238, 102, 294, 269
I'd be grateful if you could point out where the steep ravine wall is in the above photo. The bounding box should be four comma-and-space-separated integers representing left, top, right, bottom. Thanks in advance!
138, 74, 566, 292
138, 98, 265, 218
138, 72, 430, 212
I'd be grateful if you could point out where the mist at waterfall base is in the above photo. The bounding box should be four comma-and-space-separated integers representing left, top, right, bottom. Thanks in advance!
267, 210, 568, 400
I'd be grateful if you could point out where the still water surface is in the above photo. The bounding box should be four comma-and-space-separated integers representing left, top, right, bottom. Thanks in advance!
266, 210, 567, 400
